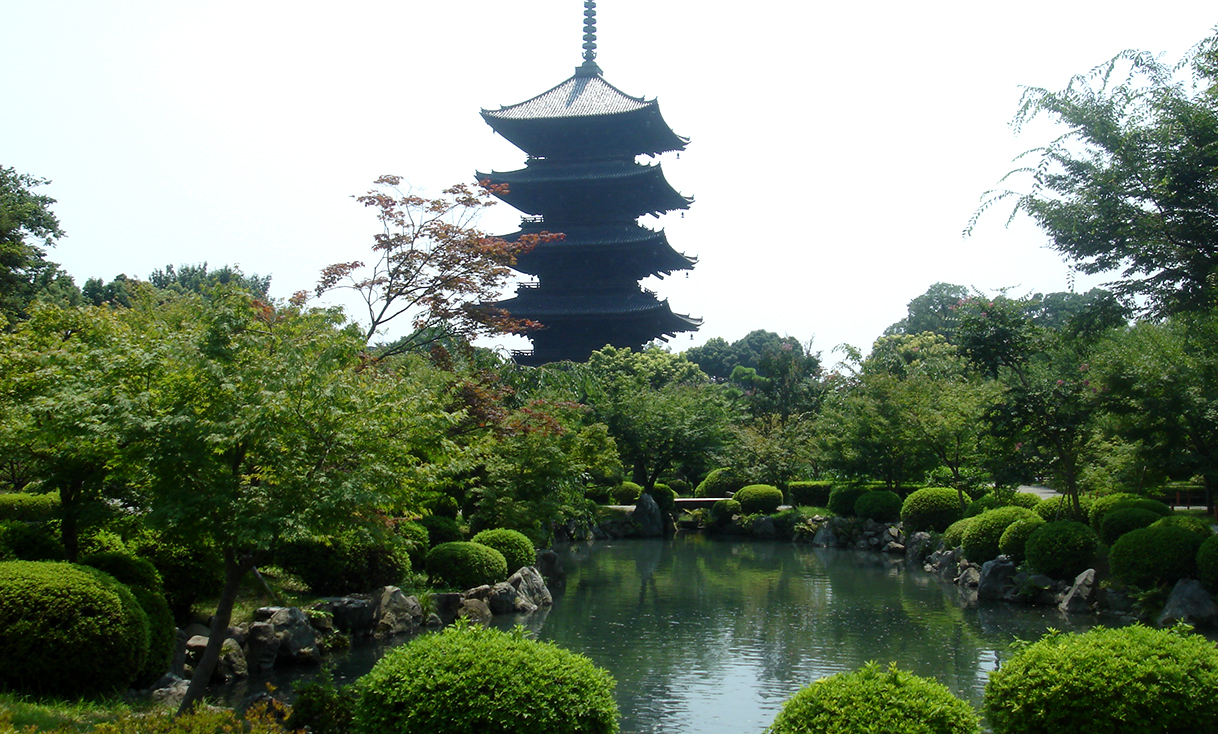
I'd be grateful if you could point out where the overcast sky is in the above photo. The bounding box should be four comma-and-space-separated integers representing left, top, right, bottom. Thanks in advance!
4, 2, 1214, 364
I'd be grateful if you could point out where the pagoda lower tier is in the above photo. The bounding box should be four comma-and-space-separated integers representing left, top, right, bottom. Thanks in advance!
496, 286, 701, 365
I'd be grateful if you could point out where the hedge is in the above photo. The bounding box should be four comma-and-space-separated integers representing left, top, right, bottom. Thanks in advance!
694, 469, 743, 498
787, 481, 833, 508
426, 542, 508, 590
827, 487, 868, 518
353, 623, 618, 734
470, 528, 535, 574
961, 507, 1036, 563
984, 625, 1218, 733
941, 518, 973, 550
1097, 507, 1160, 546
1024, 521, 1097, 581
769, 661, 979, 734
1032, 495, 1091, 523
735, 484, 783, 515
901, 487, 965, 533
854, 490, 902, 523
0, 492, 60, 522
1109, 525, 1203, 589
998, 516, 1045, 565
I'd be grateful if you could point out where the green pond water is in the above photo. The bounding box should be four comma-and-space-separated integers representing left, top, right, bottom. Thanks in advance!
217, 534, 1110, 732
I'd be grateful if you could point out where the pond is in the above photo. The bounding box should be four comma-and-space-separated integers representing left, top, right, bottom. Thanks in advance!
215, 534, 1109, 732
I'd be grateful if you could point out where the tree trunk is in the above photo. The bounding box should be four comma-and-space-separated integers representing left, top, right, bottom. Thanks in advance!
177, 547, 253, 715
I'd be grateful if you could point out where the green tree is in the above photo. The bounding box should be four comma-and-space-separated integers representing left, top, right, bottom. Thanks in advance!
884, 282, 970, 342
148, 262, 271, 299
971, 30, 1218, 314
0, 167, 79, 327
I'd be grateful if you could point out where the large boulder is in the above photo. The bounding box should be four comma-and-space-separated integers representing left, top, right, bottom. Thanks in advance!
457, 597, 492, 625
245, 622, 280, 673
508, 566, 553, 608
977, 557, 1018, 601
216, 637, 248, 682
1157, 579, 1218, 628
535, 549, 565, 584
1057, 568, 1098, 614
485, 581, 538, 616
372, 586, 423, 637
904, 532, 934, 564
630, 492, 664, 537
254, 606, 318, 665
315, 595, 376, 635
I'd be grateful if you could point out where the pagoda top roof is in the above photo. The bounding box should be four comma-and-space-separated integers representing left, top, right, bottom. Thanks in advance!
483, 74, 652, 121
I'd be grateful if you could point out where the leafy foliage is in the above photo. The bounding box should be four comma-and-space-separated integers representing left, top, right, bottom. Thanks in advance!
0, 491, 59, 521
768, 661, 979, 734
984, 625, 1218, 733
352, 623, 618, 734
827, 487, 867, 518
1197, 534, 1218, 592
901, 487, 966, 533
0, 167, 79, 328
278, 529, 412, 596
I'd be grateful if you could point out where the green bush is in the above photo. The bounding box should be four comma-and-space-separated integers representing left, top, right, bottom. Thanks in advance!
420, 493, 459, 519
417, 515, 464, 547
396, 521, 430, 570
611, 482, 643, 505
1087, 492, 1141, 530
426, 542, 508, 590
0, 520, 65, 561
964, 494, 1001, 518
79, 551, 164, 593
735, 484, 783, 515
1032, 495, 1091, 523
1109, 525, 1203, 589
279, 530, 412, 596
1152, 514, 1213, 540
1110, 497, 1171, 518
827, 487, 868, 517
584, 485, 613, 505
131, 534, 223, 624
768, 661, 979, 734
901, 487, 965, 533
854, 490, 902, 523
470, 528, 535, 573
998, 516, 1045, 564
787, 481, 833, 508
0, 561, 150, 696
1024, 521, 1098, 581
0, 492, 60, 522
353, 623, 618, 734
1197, 534, 1218, 592
666, 478, 690, 496
941, 518, 973, 549
694, 468, 743, 498
710, 499, 741, 524
984, 625, 1218, 733
1098, 507, 1160, 545
961, 507, 1035, 563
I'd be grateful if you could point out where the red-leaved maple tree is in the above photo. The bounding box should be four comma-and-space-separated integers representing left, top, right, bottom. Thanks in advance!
315, 175, 559, 356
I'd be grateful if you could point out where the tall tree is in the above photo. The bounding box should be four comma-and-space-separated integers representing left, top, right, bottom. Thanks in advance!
0, 167, 78, 327
884, 282, 970, 342
970, 30, 1218, 314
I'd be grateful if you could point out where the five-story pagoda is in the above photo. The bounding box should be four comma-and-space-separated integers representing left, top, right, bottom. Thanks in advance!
478, 1, 699, 365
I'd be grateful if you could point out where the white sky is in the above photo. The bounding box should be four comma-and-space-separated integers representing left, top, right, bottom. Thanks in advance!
3, 2, 1214, 363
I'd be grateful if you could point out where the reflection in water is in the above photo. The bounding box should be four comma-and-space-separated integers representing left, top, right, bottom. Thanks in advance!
211, 535, 1104, 733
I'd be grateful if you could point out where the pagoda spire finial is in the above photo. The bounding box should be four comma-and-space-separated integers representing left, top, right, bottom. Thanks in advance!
576, 0, 602, 77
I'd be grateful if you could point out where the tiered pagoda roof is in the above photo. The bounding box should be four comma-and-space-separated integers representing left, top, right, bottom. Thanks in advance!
480, 1, 699, 364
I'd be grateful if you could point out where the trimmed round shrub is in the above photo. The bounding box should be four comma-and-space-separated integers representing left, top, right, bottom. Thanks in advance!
1033, 495, 1091, 523
417, 514, 464, 547
961, 506, 1035, 563
131, 534, 223, 623
735, 484, 783, 515
998, 516, 1045, 564
769, 661, 979, 734
694, 468, 744, 498
1087, 492, 1141, 530
611, 482, 643, 505
1197, 534, 1218, 592
1109, 525, 1203, 589
0, 519, 65, 561
1098, 507, 1160, 545
901, 487, 965, 533
353, 623, 618, 734
426, 542, 508, 590
941, 518, 973, 549
827, 487, 868, 517
79, 551, 164, 593
0, 561, 150, 696
470, 528, 535, 573
984, 625, 1218, 733
854, 490, 902, 523
964, 493, 1001, 518
787, 481, 833, 508
1024, 521, 1098, 581
0, 492, 60, 522
128, 585, 175, 685
710, 499, 741, 524
279, 530, 412, 596
1110, 497, 1171, 518
666, 479, 690, 496
1153, 514, 1213, 540
1007, 492, 1041, 509
645, 484, 676, 516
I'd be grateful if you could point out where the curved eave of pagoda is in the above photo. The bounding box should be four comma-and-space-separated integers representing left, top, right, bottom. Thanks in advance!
475, 163, 692, 218
499, 224, 695, 276
494, 291, 701, 333
480, 73, 687, 157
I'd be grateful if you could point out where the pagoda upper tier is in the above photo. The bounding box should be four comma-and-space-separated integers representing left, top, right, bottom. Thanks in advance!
475, 159, 692, 221
481, 73, 688, 159
501, 222, 695, 283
